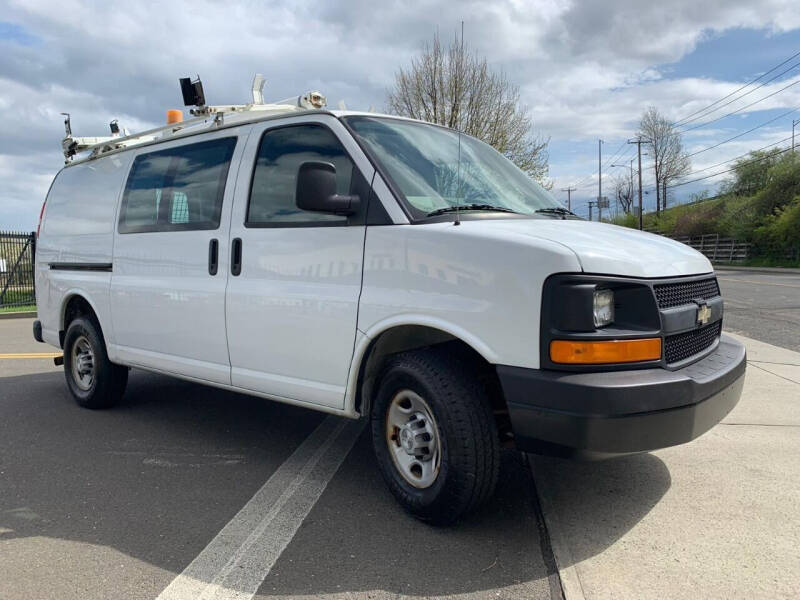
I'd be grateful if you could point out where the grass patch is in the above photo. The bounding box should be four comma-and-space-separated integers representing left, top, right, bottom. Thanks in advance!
0, 304, 36, 313
0, 288, 34, 304
716, 258, 800, 269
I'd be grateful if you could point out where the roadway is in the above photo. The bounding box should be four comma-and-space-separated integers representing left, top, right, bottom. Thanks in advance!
716, 268, 800, 352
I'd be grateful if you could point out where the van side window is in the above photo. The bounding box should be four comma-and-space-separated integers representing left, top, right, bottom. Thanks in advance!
119, 137, 236, 233
246, 125, 353, 226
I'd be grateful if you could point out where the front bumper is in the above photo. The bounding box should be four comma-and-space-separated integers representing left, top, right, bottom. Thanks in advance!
497, 334, 746, 459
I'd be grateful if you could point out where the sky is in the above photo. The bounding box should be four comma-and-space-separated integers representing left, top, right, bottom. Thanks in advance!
1, 0, 800, 228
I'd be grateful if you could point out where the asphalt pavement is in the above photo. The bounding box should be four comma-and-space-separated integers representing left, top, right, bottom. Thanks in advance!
1, 267, 798, 600
716, 268, 800, 352
0, 318, 554, 600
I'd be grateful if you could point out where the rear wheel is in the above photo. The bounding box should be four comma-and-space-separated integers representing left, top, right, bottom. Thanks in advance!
371, 346, 500, 525
63, 316, 128, 409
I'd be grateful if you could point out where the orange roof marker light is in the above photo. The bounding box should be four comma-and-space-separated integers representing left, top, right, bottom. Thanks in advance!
167, 109, 183, 124
550, 338, 662, 365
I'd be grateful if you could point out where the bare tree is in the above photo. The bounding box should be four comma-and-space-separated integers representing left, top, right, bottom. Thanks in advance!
638, 107, 690, 212
387, 31, 550, 186
614, 173, 634, 214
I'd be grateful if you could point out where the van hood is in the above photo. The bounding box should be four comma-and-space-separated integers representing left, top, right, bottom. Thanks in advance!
459, 218, 713, 278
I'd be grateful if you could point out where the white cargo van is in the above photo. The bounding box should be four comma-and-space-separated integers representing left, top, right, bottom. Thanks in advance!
34, 82, 745, 524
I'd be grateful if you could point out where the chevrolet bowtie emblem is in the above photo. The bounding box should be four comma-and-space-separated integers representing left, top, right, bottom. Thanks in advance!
697, 303, 711, 326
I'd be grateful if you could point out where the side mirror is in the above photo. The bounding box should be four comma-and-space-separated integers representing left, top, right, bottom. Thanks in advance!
296, 161, 360, 215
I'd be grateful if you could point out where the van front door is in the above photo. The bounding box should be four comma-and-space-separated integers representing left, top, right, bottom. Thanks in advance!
110, 130, 246, 384
226, 117, 373, 409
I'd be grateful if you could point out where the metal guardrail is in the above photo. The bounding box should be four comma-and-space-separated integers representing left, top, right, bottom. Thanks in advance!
671, 234, 752, 263
0, 230, 36, 308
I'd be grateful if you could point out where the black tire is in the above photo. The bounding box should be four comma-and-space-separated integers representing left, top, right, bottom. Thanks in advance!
63, 316, 128, 409
370, 346, 500, 525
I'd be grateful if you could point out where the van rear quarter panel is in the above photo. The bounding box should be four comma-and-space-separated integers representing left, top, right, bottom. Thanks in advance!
36, 152, 133, 347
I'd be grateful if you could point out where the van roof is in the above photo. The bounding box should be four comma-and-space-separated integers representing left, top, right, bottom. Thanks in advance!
61, 106, 427, 168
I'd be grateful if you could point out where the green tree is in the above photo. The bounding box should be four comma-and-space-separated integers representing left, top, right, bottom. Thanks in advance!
721, 149, 784, 197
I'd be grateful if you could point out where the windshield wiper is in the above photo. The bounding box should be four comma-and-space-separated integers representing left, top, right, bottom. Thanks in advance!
426, 204, 519, 218
534, 207, 576, 219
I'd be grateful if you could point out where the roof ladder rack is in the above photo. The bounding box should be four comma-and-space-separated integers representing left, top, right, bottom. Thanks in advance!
60, 74, 327, 163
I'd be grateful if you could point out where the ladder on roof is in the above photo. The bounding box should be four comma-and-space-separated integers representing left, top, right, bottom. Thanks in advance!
61, 75, 327, 163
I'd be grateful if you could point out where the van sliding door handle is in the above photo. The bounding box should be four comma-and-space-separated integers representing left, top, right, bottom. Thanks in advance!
231, 238, 242, 276
208, 238, 219, 275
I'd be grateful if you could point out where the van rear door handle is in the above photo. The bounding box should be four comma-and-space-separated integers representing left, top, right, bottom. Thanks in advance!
231, 238, 242, 276
208, 238, 219, 275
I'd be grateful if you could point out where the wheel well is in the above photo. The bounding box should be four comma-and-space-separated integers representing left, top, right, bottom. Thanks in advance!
60, 295, 98, 348
355, 325, 512, 443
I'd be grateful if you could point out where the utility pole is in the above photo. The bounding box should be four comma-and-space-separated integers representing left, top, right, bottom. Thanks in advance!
793, 119, 800, 154
588, 200, 594, 221
561, 186, 576, 211
629, 137, 646, 231
598, 139, 603, 221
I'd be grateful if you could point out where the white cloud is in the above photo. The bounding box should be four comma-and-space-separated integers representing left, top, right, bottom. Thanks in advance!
0, 0, 799, 227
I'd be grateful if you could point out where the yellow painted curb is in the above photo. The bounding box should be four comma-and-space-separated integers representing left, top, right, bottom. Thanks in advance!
0, 353, 62, 359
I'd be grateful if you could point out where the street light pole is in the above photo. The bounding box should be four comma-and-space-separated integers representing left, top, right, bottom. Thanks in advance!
628, 137, 645, 230
598, 139, 603, 221
560, 186, 576, 211
611, 158, 636, 217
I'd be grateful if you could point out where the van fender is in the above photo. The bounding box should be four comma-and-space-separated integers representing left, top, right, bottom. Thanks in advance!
58, 288, 116, 360
343, 314, 498, 416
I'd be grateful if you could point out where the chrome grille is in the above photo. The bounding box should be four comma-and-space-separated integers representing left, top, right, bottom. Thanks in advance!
664, 321, 722, 364
653, 277, 720, 309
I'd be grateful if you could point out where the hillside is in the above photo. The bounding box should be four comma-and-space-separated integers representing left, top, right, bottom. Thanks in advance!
612, 149, 800, 266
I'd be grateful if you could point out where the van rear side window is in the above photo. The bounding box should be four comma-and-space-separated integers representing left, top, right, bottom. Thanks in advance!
119, 137, 236, 233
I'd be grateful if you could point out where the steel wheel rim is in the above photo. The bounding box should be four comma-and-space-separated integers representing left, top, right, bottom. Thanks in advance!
385, 389, 442, 489
71, 335, 95, 391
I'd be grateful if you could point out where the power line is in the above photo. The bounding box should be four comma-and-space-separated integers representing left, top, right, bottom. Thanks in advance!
680, 62, 800, 131
572, 151, 637, 191
679, 76, 800, 133
569, 139, 629, 188
676, 135, 792, 178
668, 145, 794, 189
685, 107, 799, 158
673, 48, 800, 126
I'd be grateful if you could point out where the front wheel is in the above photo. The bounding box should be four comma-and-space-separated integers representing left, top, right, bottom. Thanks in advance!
371, 347, 499, 525
63, 316, 128, 409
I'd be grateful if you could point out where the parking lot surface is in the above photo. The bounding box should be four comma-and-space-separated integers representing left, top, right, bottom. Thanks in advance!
0, 319, 554, 600
2, 264, 799, 600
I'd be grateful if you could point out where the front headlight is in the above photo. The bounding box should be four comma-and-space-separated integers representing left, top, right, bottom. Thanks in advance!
593, 289, 614, 328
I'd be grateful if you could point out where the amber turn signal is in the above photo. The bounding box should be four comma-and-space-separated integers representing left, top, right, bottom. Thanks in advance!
550, 338, 662, 364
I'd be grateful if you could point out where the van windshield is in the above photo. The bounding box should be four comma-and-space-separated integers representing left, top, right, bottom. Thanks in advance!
344, 116, 564, 220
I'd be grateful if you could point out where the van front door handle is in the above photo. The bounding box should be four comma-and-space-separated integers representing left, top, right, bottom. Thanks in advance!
231, 238, 242, 276
208, 238, 219, 275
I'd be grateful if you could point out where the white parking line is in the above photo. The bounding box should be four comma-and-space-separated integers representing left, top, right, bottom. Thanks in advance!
156, 415, 364, 600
